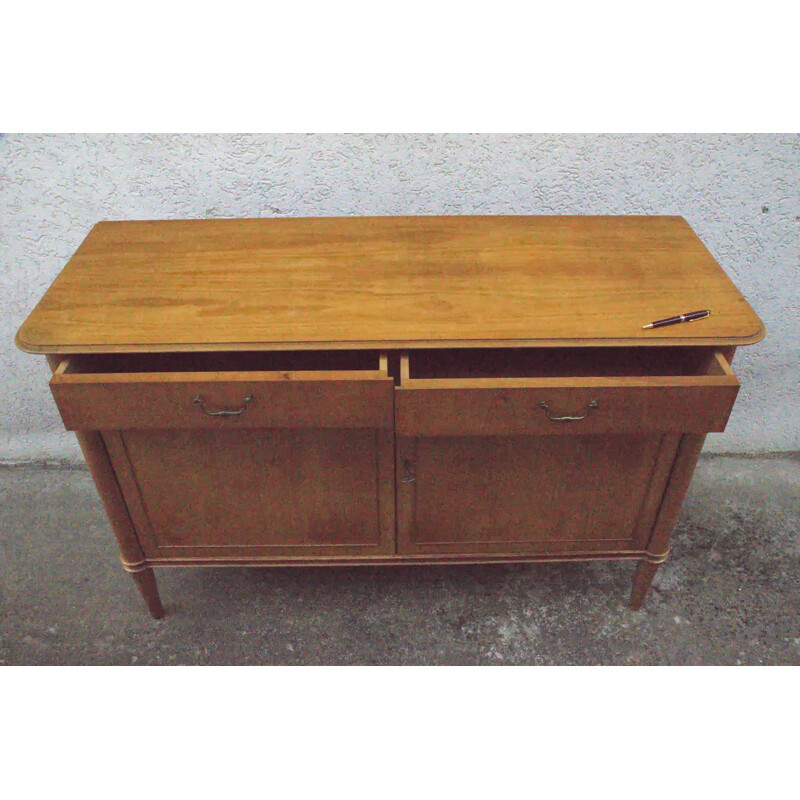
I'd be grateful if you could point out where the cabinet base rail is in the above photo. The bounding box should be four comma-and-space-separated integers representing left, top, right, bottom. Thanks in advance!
120, 550, 669, 618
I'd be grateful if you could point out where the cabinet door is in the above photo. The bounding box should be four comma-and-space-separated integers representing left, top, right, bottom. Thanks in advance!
396, 432, 679, 556
50, 355, 395, 560
395, 349, 738, 557
105, 427, 394, 560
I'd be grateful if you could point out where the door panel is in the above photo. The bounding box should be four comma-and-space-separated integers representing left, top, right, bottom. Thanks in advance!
396, 433, 679, 556
104, 427, 395, 559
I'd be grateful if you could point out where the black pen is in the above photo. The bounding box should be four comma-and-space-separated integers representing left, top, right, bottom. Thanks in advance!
642, 310, 711, 330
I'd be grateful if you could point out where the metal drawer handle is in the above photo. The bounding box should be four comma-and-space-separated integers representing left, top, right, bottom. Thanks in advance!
193, 393, 253, 417
539, 399, 598, 422
401, 459, 416, 483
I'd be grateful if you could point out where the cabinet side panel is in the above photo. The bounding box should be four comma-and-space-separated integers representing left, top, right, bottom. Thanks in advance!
645, 434, 708, 557
77, 432, 147, 567
630, 434, 683, 549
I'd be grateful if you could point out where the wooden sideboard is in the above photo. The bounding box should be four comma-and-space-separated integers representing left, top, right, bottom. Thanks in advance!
16, 216, 764, 618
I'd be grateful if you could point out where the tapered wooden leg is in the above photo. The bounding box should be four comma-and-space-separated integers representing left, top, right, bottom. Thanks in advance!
129, 567, 165, 619
630, 432, 707, 610
46, 356, 165, 619
629, 560, 660, 610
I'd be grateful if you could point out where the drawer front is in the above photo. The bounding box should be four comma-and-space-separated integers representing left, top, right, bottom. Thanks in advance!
51, 367, 393, 431
397, 376, 739, 437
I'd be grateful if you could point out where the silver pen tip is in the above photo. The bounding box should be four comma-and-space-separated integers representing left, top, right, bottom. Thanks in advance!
642, 323, 654, 329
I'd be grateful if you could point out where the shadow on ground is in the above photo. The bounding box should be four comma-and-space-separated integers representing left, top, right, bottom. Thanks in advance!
1, 456, 798, 665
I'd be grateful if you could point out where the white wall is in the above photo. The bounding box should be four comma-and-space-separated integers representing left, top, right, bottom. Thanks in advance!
1, 133, 797, 461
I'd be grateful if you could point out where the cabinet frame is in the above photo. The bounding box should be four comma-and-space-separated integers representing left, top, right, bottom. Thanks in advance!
19, 217, 763, 620
43, 345, 739, 617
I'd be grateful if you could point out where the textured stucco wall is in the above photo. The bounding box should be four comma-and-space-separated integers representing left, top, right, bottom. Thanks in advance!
1, 133, 798, 461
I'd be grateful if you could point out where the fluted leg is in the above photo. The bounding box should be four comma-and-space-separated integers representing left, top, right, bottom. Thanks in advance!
129, 566, 165, 619
629, 559, 660, 610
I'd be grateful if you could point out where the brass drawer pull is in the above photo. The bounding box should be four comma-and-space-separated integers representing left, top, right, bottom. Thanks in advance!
193, 393, 253, 417
401, 459, 416, 483
539, 399, 598, 422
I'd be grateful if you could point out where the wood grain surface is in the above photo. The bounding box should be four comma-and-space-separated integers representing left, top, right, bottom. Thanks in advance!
396, 351, 739, 435
50, 364, 394, 431
16, 216, 764, 353
103, 427, 395, 559
395, 433, 679, 556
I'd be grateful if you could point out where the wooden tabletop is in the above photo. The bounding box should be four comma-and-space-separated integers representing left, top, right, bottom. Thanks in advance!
16, 216, 764, 353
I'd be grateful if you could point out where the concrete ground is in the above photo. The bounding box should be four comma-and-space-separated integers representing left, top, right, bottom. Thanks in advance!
1, 455, 798, 665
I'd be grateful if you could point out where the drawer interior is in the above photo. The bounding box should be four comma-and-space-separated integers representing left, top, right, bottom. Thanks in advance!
58, 347, 731, 381
61, 350, 385, 375
404, 346, 728, 380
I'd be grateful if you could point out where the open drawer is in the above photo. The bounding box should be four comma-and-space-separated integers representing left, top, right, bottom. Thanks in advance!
396, 347, 739, 436
50, 351, 396, 559
50, 351, 393, 431
395, 347, 739, 557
